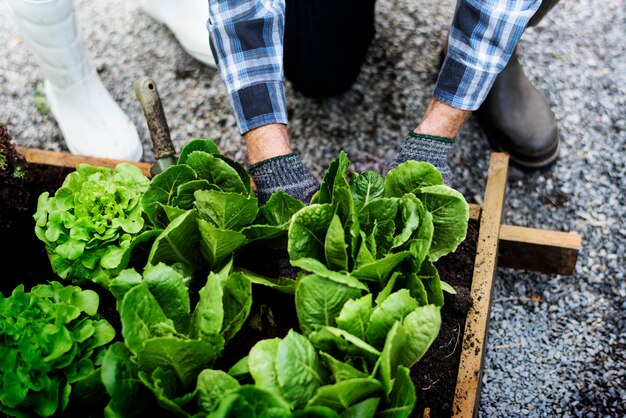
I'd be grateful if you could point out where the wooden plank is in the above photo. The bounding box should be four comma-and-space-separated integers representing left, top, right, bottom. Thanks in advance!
464, 201, 580, 274
465, 205, 580, 275
498, 225, 581, 275
452, 152, 509, 417
17, 146, 152, 177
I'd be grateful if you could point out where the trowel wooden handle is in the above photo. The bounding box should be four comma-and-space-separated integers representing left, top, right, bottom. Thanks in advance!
134, 76, 176, 174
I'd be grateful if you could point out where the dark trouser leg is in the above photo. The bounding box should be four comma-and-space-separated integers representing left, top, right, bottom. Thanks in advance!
528, 0, 560, 27
476, 0, 561, 168
283, 0, 376, 97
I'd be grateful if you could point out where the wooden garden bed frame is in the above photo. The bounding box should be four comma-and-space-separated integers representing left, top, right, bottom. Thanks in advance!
445, 152, 580, 418
16, 146, 581, 418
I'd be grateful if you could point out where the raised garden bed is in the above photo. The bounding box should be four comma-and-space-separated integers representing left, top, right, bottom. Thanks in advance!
2, 132, 580, 417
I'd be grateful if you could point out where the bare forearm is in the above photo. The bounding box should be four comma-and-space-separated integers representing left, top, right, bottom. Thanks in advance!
244, 123, 293, 165
414, 98, 469, 139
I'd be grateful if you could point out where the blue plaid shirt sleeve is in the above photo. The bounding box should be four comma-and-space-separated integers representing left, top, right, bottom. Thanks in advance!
434, 0, 543, 111
207, 0, 287, 134
208, 0, 542, 132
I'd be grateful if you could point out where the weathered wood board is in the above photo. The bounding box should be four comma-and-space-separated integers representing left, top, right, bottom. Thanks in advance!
17, 146, 152, 177
498, 225, 581, 275
451, 152, 509, 417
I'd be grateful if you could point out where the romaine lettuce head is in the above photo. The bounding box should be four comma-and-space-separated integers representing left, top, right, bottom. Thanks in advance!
34, 163, 150, 288
289, 152, 469, 290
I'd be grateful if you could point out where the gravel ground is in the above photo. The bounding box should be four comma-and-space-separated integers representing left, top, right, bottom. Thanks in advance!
1, 0, 624, 416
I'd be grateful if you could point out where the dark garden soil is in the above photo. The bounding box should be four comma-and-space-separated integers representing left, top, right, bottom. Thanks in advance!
0, 161, 72, 290
0, 132, 479, 418
0, 127, 72, 294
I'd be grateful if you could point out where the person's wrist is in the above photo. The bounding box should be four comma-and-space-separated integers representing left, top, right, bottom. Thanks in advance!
414, 98, 469, 139
414, 121, 459, 140
244, 123, 293, 165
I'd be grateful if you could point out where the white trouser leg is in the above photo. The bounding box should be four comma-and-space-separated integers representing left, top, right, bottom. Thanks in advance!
6, 0, 143, 161
139, 0, 215, 68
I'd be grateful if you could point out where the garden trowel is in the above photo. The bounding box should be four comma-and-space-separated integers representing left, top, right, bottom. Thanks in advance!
134, 76, 177, 176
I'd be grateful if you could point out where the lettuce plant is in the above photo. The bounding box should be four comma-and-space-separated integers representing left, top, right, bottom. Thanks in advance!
207, 321, 425, 417
289, 151, 468, 292
138, 139, 303, 277
288, 152, 467, 344
219, 280, 441, 416
34, 163, 150, 288
0, 282, 115, 417
101, 260, 283, 417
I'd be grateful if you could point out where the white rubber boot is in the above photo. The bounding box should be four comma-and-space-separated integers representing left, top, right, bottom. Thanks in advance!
6, 0, 143, 161
139, 0, 216, 68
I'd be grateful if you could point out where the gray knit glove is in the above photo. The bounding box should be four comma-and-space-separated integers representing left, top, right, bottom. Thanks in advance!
392, 132, 454, 184
248, 152, 319, 205
248, 153, 319, 279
